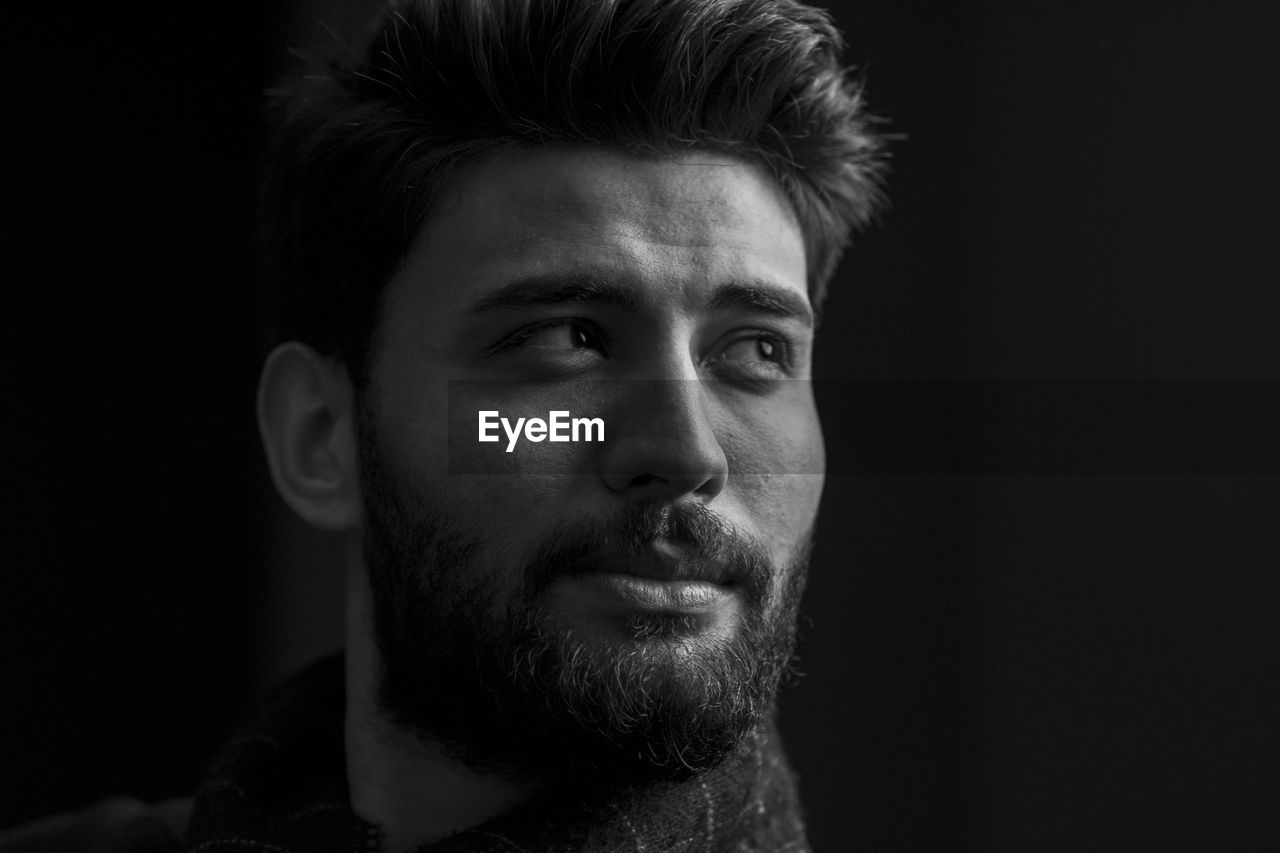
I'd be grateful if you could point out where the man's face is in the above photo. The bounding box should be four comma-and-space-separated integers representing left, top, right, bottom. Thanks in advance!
357, 146, 824, 776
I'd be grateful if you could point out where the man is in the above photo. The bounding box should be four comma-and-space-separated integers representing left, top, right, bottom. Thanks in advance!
1, 0, 885, 850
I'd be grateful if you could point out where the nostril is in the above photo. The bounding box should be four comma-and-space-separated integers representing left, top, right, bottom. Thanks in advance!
630, 474, 662, 488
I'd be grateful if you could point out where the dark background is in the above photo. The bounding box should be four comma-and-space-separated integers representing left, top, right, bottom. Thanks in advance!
6, 1, 1278, 850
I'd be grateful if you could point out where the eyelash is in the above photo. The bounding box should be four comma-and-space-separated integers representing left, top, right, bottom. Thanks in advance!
705, 333, 792, 381
488, 319, 794, 374
487, 318, 605, 355
712, 333, 788, 361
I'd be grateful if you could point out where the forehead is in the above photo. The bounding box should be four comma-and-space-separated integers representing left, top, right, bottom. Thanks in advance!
385, 146, 808, 318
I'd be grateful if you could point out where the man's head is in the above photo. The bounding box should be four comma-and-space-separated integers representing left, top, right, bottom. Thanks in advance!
257, 0, 886, 781
260, 0, 885, 391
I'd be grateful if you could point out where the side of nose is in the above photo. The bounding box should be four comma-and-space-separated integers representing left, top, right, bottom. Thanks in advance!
600, 379, 728, 502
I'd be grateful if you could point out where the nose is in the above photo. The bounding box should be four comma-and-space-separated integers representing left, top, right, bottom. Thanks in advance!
600, 378, 728, 502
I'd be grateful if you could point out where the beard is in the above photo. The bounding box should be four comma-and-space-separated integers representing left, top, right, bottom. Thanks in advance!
357, 410, 812, 782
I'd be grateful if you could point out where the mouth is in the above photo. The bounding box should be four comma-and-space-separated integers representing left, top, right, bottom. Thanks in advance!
566, 540, 733, 585
555, 542, 737, 619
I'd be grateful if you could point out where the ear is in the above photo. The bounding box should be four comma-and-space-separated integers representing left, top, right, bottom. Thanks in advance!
257, 342, 361, 531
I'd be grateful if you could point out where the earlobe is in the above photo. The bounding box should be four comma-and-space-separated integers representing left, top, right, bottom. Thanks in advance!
257, 342, 361, 531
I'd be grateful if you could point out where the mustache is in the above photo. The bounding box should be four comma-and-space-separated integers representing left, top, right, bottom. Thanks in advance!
520, 502, 773, 604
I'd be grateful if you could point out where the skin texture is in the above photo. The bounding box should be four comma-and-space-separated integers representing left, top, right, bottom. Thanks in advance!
366, 146, 823, 618
261, 145, 826, 849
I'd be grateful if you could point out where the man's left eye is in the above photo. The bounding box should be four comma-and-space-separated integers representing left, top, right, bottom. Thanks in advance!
707, 335, 790, 376
718, 337, 782, 363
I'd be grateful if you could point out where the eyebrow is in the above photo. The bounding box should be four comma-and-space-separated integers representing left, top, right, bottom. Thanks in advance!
469, 274, 643, 314
706, 280, 814, 327
469, 272, 813, 326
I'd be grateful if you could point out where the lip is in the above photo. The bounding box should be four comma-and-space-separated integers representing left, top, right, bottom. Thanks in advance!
565, 541, 732, 586
580, 573, 730, 612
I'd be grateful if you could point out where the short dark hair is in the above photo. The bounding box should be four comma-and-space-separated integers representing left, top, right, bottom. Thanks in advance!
259, 0, 889, 386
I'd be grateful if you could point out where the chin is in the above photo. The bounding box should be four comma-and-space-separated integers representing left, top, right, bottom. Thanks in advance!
493, 602, 788, 777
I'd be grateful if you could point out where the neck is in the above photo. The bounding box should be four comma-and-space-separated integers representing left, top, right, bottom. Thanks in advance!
343, 559, 556, 852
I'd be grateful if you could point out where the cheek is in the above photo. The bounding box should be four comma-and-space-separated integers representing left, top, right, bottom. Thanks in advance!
741, 473, 824, 558
719, 388, 824, 479
369, 357, 452, 478
386, 377, 602, 551
717, 394, 825, 553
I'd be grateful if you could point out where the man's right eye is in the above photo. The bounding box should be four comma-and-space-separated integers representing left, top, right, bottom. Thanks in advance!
489, 320, 608, 357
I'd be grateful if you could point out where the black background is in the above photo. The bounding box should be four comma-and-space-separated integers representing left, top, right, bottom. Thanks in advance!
6, 1, 1278, 849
